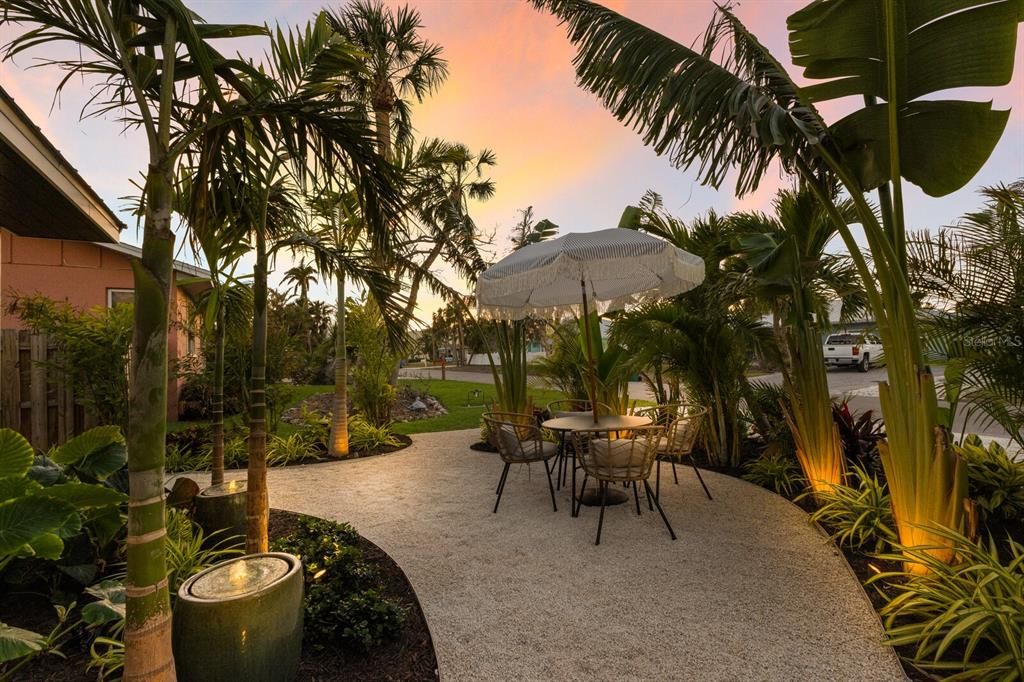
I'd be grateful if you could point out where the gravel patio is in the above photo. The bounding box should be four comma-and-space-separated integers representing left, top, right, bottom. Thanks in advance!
182, 428, 905, 681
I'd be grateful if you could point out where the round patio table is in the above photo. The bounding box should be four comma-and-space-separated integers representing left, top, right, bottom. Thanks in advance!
541, 414, 652, 515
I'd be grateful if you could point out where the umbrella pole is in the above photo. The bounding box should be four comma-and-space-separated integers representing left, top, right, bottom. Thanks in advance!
580, 279, 599, 424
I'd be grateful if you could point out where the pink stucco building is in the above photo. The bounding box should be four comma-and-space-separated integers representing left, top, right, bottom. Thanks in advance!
0, 85, 207, 425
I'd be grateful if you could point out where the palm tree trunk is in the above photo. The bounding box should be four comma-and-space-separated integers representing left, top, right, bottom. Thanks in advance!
211, 304, 226, 486
374, 107, 392, 160
246, 229, 269, 554
121, 14, 176, 680
329, 271, 349, 458
124, 162, 177, 682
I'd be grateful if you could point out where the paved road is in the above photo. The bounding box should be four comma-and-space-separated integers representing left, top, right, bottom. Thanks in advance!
401, 364, 1016, 449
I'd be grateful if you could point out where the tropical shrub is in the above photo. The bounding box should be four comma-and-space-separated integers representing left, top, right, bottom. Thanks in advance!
745, 380, 796, 460
348, 416, 400, 452
807, 466, 897, 553
958, 435, 1024, 525
270, 516, 404, 650
872, 529, 1024, 680
267, 433, 318, 467
908, 183, 1024, 452
832, 399, 885, 473
531, 320, 589, 400
348, 298, 399, 426
742, 453, 805, 498
613, 200, 776, 467
0, 427, 130, 675
12, 295, 133, 429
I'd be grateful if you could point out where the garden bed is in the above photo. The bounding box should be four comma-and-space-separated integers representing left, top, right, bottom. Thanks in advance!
268, 510, 438, 682
2, 510, 437, 682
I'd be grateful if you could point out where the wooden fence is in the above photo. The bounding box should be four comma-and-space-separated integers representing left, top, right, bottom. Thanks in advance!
0, 329, 86, 450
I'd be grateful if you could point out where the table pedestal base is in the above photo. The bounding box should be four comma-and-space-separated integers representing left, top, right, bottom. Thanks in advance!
578, 486, 628, 507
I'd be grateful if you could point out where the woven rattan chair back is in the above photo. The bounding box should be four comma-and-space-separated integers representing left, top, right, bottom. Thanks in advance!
571, 425, 663, 483
482, 412, 548, 464
635, 403, 707, 460
546, 399, 613, 419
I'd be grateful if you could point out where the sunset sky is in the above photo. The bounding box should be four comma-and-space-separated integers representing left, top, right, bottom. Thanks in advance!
2, 0, 1022, 322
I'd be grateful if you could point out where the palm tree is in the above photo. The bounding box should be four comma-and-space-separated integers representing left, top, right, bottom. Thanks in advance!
509, 206, 559, 251
532, 0, 1021, 566
282, 260, 319, 304
399, 139, 496, 325
326, 0, 448, 159
208, 14, 403, 554
908, 182, 1024, 451
280, 189, 408, 458
0, 1, 268, 676
615, 198, 774, 468
732, 187, 865, 495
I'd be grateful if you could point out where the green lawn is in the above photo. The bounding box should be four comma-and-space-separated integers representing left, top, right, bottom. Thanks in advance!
169, 379, 566, 437
391, 378, 566, 435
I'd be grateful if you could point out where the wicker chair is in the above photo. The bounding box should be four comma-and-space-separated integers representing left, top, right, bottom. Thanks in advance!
571, 426, 676, 545
545, 399, 613, 489
482, 412, 559, 514
634, 404, 711, 501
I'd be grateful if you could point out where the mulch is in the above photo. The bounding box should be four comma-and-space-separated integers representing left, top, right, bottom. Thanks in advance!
2, 509, 438, 682
268, 509, 439, 682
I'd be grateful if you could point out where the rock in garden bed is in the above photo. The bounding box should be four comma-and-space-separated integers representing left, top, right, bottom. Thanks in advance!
281, 389, 448, 426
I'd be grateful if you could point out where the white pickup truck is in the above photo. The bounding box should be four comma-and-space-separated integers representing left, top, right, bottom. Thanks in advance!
823, 333, 883, 372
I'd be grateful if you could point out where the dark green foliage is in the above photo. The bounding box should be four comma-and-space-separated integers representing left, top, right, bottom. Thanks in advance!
742, 453, 805, 499
271, 516, 404, 651
908, 183, 1024, 451
12, 296, 132, 429
958, 435, 1024, 525
744, 380, 795, 460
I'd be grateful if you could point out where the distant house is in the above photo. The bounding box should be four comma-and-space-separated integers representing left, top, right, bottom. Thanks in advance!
0, 85, 207, 433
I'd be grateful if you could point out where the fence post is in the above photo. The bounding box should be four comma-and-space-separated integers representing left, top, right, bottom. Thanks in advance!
0, 330, 19, 430
29, 333, 48, 450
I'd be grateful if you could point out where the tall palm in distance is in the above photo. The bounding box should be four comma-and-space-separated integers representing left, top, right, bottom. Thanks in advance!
400, 139, 496, 326
283, 188, 410, 458
283, 259, 319, 305
326, 0, 448, 159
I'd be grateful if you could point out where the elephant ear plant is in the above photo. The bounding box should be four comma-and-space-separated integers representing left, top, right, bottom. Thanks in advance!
532, 0, 1022, 569
0, 427, 128, 674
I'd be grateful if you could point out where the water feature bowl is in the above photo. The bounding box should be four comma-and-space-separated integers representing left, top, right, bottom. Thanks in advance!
194, 479, 247, 548
173, 552, 303, 681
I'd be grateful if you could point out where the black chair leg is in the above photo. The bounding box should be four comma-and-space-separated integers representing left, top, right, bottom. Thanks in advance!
493, 463, 510, 514
574, 474, 588, 517
692, 461, 713, 500
555, 433, 566, 490
644, 480, 676, 540
545, 459, 558, 512
632, 480, 641, 516
595, 481, 608, 545
672, 460, 679, 484
656, 459, 662, 501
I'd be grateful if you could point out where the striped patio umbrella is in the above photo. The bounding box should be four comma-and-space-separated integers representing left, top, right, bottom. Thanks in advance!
475, 228, 705, 420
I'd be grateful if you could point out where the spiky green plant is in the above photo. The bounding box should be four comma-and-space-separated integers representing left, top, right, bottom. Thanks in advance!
871, 528, 1024, 680
742, 453, 806, 498
808, 466, 898, 553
